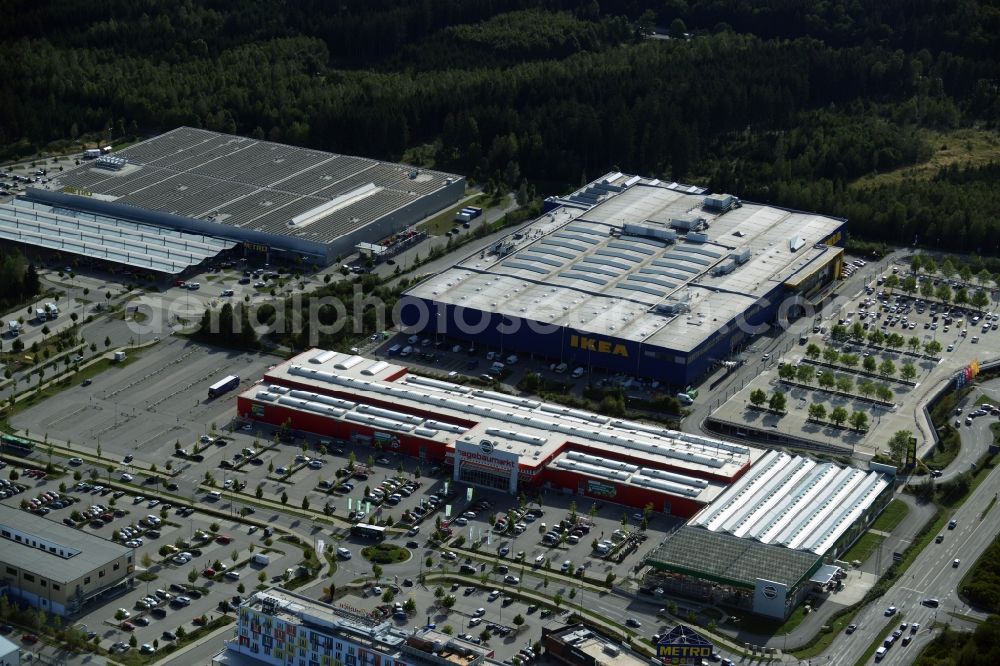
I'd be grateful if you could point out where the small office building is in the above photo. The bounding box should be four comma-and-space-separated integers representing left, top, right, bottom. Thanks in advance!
0, 505, 134, 616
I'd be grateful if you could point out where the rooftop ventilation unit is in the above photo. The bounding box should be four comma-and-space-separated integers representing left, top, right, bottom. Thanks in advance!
733, 246, 752, 264
703, 194, 740, 213
686, 232, 708, 244
669, 217, 705, 232
711, 258, 737, 276
622, 222, 677, 242
789, 235, 805, 252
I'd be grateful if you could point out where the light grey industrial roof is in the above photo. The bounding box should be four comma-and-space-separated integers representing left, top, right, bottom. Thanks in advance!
647, 526, 820, 589
52, 127, 462, 244
687, 450, 891, 555
0, 198, 235, 274
406, 180, 845, 353
0, 504, 132, 583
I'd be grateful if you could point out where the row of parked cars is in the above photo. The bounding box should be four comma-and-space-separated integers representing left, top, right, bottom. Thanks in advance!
0, 478, 28, 499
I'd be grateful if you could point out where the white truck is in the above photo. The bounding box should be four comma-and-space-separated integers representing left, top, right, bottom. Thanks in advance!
44, 303, 58, 319
6, 321, 20, 337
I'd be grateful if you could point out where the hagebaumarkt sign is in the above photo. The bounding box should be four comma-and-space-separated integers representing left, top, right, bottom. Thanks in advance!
656, 625, 713, 665
587, 479, 617, 498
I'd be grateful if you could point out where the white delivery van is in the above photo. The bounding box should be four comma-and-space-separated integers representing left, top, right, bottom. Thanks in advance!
252, 553, 270, 566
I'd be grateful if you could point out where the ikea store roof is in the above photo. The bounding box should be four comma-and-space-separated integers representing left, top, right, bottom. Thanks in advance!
248, 350, 764, 502
406, 178, 845, 353
0, 197, 236, 274
52, 127, 461, 244
687, 450, 891, 555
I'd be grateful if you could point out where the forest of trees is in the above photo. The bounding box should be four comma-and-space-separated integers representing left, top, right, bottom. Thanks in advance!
0, 250, 40, 311
2, 1, 999, 252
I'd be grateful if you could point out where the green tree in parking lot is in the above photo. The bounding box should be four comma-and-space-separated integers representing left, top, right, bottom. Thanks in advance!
830, 324, 848, 342
513, 614, 525, 630
479, 629, 492, 643
256, 484, 263, 499
281, 491, 288, 505
908, 336, 921, 352
749, 389, 767, 407
796, 364, 814, 384
920, 280, 935, 299
849, 323, 865, 343
768, 391, 787, 413
258, 571, 267, 584
937, 284, 953, 304
887, 333, 905, 350
876, 385, 894, 403
818, 370, 835, 389
830, 406, 848, 426
836, 375, 854, 393
956, 287, 970, 307
879, 359, 896, 378
901, 275, 917, 295
777, 364, 796, 381
862, 355, 877, 373
868, 329, 885, 346
885, 274, 900, 292
188, 568, 198, 583
972, 290, 990, 310
840, 353, 859, 369
808, 403, 827, 421
849, 411, 869, 431
857, 380, 876, 398
823, 346, 840, 364
901, 363, 917, 381
805, 343, 821, 359
924, 340, 943, 356
301, 496, 310, 511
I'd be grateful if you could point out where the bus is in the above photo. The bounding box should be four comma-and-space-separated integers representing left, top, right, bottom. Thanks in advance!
350, 523, 386, 541
1, 434, 34, 455
208, 375, 240, 399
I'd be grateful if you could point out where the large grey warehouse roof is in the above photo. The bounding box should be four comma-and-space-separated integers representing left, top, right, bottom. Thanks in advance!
0, 198, 236, 274
0, 504, 132, 583
405, 176, 845, 353
51, 127, 462, 245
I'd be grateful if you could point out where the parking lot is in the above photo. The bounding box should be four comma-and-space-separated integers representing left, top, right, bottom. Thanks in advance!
10, 336, 276, 464
0, 463, 300, 657
712, 257, 1000, 456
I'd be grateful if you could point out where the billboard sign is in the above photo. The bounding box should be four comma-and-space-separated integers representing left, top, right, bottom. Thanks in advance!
656, 626, 713, 664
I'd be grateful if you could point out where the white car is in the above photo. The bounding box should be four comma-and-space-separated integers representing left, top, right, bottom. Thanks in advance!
336, 547, 352, 559
120, 473, 134, 482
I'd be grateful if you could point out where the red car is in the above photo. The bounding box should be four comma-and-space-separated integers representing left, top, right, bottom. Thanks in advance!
215, 535, 232, 545
21, 633, 38, 644
120, 621, 135, 631
202, 568, 216, 578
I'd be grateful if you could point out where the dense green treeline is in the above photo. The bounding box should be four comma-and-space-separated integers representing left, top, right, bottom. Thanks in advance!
0, 251, 40, 312
914, 615, 1000, 666
2, 1, 1000, 253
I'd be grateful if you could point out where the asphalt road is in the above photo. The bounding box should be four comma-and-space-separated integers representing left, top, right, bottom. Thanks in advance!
824, 464, 998, 666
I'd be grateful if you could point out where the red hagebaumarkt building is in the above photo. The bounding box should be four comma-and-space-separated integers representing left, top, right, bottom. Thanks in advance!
235, 349, 764, 517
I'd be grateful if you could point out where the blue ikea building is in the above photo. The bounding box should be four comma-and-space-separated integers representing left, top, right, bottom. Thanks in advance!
400, 174, 846, 388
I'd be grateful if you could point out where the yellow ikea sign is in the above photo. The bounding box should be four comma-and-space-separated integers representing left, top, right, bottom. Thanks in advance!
569, 335, 628, 357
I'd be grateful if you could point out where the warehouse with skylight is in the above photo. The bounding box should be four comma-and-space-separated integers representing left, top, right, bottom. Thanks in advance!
643, 450, 893, 619
401, 173, 847, 386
